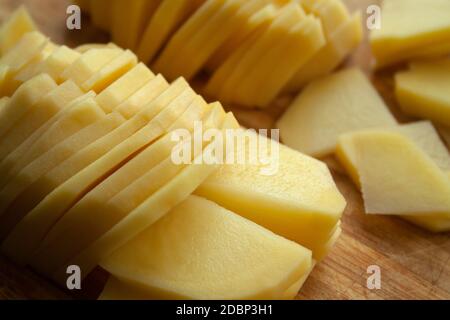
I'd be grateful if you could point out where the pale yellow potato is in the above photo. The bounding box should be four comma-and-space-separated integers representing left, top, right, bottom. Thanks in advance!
220, 2, 305, 105
33, 97, 213, 276
61, 48, 123, 86
52, 114, 240, 281
0, 31, 49, 95
111, 0, 162, 50
206, 3, 279, 71
1, 113, 126, 256
137, 0, 203, 64
75, 43, 119, 54
196, 129, 346, 260
154, 0, 249, 81
0, 80, 83, 162
370, 0, 450, 68
395, 61, 450, 127
338, 131, 450, 232
0, 73, 56, 139
9, 80, 191, 267
13, 42, 57, 86
0, 6, 37, 55
27, 46, 81, 84
95, 63, 155, 113
81, 49, 137, 93
285, 11, 362, 92
204, 4, 277, 99
337, 121, 450, 188
277, 68, 397, 157
0, 88, 96, 193
237, 15, 325, 108
115, 74, 169, 119
99, 195, 312, 300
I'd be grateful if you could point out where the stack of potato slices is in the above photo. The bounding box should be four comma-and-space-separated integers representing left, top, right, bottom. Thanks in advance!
77, 0, 362, 108
0, 7, 346, 299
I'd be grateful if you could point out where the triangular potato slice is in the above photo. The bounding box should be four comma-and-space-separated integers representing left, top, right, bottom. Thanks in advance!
277, 68, 397, 157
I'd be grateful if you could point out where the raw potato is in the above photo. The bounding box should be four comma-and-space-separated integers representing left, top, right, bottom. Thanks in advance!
370, 0, 450, 68
285, 11, 362, 92
218, 3, 306, 106
196, 130, 346, 260
1, 112, 125, 263
81, 49, 138, 93
32, 95, 211, 275
204, 4, 278, 99
277, 68, 397, 157
99, 196, 312, 300
90, 0, 111, 31
0, 31, 49, 95
395, 60, 450, 126
206, 3, 278, 71
48, 114, 239, 281
111, 0, 162, 50
337, 121, 450, 188
1, 113, 126, 256
0, 81, 82, 161
137, 0, 202, 64
339, 131, 450, 232
10, 80, 192, 267
61, 48, 123, 86
0, 87, 93, 192
95, 63, 155, 113
0, 74, 56, 139
23, 46, 81, 84
235, 14, 325, 108
0, 6, 37, 54
115, 74, 169, 119
154, 0, 250, 81
14, 42, 57, 86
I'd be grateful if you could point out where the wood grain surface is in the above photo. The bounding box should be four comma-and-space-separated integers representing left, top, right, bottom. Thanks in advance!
0, 0, 449, 300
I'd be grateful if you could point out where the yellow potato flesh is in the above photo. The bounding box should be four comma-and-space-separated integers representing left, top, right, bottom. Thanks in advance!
370, 0, 450, 68
95, 63, 155, 114
111, 0, 162, 50
81, 50, 138, 93
277, 68, 397, 157
33, 97, 212, 276
395, 61, 450, 127
285, 11, 362, 92
99, 195, 312, 300
338, 131, 450, 232
10, 80, 191, 268
196, 130, 346, 260
0, 6, 37, 55
137, 0, 201, 64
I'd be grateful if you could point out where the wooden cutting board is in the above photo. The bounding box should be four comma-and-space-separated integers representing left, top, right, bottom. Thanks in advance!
0, 0, 449, 300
